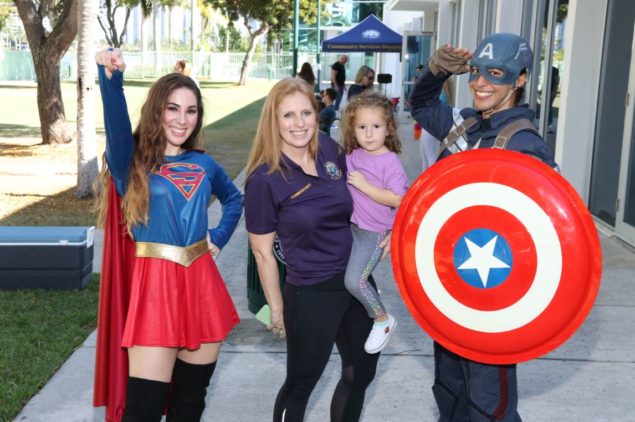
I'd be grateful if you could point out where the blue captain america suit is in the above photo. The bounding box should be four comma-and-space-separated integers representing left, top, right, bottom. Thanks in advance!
407, 41, 560, 419
98, 65, 243, 248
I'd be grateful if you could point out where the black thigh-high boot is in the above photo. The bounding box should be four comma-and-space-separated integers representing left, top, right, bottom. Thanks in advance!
122, 377, 170, 422
166, 358, 217, 422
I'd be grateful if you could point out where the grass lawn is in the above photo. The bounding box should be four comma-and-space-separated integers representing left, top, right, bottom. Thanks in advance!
0, 78, 274, 225
0, 275, 100, 421
0, 77, 274, 420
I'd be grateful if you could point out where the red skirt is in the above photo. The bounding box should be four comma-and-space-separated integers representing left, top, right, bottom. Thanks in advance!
121, 253, 239, 349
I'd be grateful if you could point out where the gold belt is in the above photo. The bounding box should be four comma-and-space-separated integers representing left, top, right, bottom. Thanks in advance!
135, 239, 209, 267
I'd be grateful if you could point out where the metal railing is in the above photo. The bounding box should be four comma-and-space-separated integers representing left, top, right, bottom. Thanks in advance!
0, 50, 296, 82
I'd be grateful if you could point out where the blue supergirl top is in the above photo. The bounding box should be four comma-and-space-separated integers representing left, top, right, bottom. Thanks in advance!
98, 66, 243, 249
244, 134, 353, 286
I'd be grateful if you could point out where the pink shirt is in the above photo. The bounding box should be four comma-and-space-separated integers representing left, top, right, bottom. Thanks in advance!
346, 148, 409, 232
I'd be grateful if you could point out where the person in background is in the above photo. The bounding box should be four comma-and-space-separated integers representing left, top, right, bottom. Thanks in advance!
331, 54, 349, 111
244, 77, 384, 422
297, 62, 316, 89
347, 66, 375, 101
340, 91, 408, 354
409, 32, 557, 421
319, 88, 337, 136
94, 48, 242, 421
174, 59, 199, 88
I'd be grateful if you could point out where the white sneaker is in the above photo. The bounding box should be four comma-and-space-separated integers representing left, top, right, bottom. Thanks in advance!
364, 314, 397, 354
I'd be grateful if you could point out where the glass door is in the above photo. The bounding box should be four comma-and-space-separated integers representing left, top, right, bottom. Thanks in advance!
616, 31, 635, 245
401, 31, 434, 113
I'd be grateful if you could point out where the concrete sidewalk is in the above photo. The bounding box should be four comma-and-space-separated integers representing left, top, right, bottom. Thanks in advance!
15, 119, 635, 421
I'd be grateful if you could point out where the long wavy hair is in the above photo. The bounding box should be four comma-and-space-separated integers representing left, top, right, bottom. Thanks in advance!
246, 77, 319, 178
297, 62, 315, 87
96, 73, 204, 232
341, 91, 401, 155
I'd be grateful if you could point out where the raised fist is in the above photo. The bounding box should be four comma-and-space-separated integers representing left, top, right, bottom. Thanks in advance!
95, 48, 126, 79
428, 45, 472, 76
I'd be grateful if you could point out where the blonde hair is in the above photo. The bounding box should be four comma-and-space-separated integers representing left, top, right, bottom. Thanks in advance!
96, 73, 203, 232
341, 91, 401, 155
174, 60, 192, 77
246, 78, 319, 177
354, 65, 375, 84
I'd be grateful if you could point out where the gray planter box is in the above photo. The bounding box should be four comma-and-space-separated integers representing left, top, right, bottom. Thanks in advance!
0, 226, 95, 290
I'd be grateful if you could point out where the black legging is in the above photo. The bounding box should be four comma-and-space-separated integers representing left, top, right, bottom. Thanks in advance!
273, 272, 380, 422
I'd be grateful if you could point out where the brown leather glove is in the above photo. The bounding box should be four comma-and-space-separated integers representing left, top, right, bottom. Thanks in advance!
428, 46, 471, 76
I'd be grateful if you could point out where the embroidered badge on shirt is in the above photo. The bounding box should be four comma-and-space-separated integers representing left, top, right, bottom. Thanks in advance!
154, 163, 205, 200
324, 161, 342, 180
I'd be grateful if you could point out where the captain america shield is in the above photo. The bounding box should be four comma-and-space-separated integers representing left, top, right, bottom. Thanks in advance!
392, 149, 602, 364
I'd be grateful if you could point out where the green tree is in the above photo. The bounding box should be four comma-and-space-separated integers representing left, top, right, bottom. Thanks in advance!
217, 23, 243, 51
98, 0, 151, 48
0, 0, 12, 31
13, 0, 78, 144
203, 0, 331, 85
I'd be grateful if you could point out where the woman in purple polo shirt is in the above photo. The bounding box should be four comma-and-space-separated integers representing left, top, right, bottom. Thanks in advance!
244, 77, 384, 422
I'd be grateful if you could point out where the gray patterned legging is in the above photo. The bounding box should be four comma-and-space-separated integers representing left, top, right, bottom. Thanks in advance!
344, 224, 388, 319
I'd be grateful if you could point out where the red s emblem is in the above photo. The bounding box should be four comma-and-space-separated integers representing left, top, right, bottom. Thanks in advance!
154, 163, 205, 200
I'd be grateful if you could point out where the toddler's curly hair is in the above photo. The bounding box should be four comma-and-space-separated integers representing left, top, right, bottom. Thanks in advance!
341, 91, 401, 155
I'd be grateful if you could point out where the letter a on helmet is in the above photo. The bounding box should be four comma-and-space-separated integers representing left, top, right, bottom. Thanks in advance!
469, 32, 533, 86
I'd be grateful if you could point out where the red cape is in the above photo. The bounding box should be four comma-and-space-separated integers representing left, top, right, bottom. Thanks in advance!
93, 179, 135, 422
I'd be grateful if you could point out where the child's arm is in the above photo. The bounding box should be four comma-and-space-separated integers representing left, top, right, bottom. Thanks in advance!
347, 171, 403, 208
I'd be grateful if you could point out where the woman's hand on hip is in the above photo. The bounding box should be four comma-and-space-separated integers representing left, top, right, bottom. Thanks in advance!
206, 232, 220, 256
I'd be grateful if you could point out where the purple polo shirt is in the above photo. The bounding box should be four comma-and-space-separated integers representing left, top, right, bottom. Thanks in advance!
244, 134, 353, 286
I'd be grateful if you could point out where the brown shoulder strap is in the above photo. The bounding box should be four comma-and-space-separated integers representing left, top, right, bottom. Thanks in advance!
493, 118, 538, 149
435, 116, 478, 160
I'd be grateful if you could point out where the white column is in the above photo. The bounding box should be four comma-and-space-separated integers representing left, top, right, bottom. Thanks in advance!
495, 0, 524, 33
555, 0, 607, 200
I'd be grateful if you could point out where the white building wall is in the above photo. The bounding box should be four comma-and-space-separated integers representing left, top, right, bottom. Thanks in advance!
495, 0, 524, 33
555, 0, 607, 200
454, 1, 479, 108
436, 0, 452, 47
381, 10, 425, 99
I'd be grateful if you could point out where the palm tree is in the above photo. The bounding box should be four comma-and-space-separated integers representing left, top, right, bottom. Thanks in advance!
76, 0, 99, 197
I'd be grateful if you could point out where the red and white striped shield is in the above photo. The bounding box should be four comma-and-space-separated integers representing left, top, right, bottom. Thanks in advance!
392, 149, 602, 364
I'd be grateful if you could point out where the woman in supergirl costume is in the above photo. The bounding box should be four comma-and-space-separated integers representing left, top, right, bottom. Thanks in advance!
93, 48, 242, 422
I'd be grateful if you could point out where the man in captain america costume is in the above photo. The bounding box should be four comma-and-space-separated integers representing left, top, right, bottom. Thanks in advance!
93, 48, 243, 421
409, 33, 558, 421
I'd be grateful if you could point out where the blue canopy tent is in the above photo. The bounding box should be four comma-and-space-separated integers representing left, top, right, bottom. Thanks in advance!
321, 14, 403, 53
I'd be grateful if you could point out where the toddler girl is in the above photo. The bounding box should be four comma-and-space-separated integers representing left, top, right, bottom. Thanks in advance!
341, 91, 409, 354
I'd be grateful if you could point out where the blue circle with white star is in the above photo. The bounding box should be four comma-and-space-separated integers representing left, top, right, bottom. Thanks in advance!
453, 228, 513, 289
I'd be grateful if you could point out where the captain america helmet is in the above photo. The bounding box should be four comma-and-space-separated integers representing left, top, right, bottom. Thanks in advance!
469, 33, 533, 86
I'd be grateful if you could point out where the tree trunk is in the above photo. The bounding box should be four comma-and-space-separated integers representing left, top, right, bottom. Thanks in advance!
153, 3, 161, 73
168, 5, 173, 48
141, 11, 148, 78
33, 52, 75, 144
76, 0, 98, 198
238, 23, 269, 86
190, 0, 195, 52
14, 0, 78, 145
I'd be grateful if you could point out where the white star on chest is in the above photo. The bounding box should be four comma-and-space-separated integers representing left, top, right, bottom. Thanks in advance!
457, 235, 510, 287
